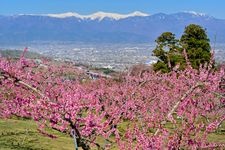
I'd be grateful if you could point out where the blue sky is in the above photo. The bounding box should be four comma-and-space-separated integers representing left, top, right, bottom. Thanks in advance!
0, 0, 225, 19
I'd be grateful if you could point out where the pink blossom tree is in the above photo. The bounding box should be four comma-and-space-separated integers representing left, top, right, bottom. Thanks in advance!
0, 49, 224, 149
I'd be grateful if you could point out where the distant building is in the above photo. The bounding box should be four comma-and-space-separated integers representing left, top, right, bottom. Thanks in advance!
86, 71, 100, 80
145, 60, 157, 65
102, 65, 114, 69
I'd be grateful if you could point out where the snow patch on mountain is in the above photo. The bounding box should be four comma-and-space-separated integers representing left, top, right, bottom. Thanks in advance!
47, 12, 84, 19
46, 11, 150, 20
183, 11, 207, 17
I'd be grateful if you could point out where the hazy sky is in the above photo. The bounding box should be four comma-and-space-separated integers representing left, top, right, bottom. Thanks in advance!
0, 0, 225, 19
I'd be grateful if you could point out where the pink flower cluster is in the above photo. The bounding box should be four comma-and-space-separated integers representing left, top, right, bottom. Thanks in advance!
0, 52, 224, 149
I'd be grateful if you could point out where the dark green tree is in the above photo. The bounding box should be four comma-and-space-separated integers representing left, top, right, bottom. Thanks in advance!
180, 24, 211, 69
152, 24, 212, 72
152, 32, 184, 72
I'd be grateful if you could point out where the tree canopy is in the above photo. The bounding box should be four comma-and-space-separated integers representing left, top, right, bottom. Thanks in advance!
180, 24, 211, 69
153, 24, 212, 72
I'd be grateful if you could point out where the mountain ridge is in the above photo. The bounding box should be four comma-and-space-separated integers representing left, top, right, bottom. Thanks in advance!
0, 11, 225, 43
45, 11, 150, 20
10, 11, 213, 20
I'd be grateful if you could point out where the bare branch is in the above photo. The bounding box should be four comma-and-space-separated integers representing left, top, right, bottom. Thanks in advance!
0, 69, 49, 101
154, 82, 203, 135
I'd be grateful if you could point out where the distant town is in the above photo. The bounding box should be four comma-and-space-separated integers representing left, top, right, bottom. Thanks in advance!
0, 42, 225, 71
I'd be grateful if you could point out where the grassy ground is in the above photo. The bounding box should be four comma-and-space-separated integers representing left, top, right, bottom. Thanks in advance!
207, 120, 225, 143
0, 118, 224, 150
0, 119, 74, 150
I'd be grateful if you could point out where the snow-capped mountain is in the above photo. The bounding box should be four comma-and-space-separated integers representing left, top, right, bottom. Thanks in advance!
43, 11, 150, 20
0, 11, 225, 43
46, 12, 84, 19
183, 11, 207, 17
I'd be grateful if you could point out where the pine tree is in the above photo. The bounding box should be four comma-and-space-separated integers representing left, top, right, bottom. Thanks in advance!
180, 24, 211, 69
